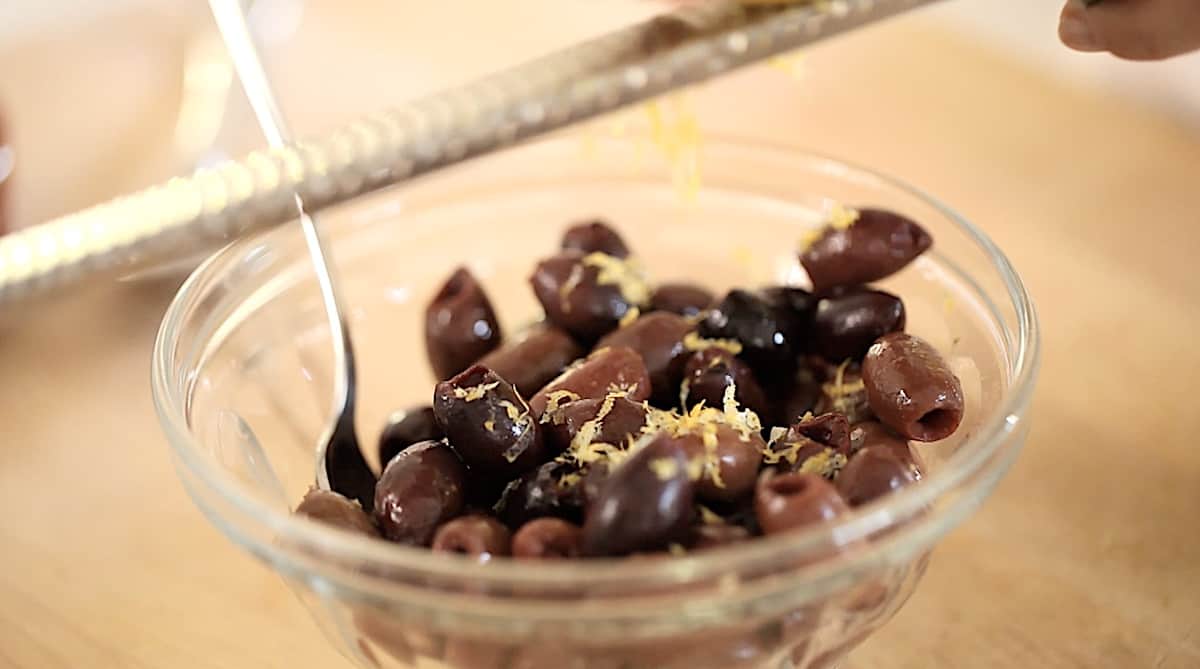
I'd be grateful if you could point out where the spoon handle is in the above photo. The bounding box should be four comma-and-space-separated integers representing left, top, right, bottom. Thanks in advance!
0, 0, 939, 306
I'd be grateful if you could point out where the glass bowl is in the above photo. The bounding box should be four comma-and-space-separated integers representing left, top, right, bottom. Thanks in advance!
152, 135, 1038, 669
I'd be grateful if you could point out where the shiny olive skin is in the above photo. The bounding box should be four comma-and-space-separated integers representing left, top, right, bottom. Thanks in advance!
754, 470, 848, 535
378, 406, 442, 469
760, 285, 816, 379
810, 288, 906, 362
477, 325, 584, 397
543, 396, 650, 454
698, 289, 807, 372
681, 348, 769, 418
581, 434, 696, 556
424, 267, 503, 380
373, 440, 467, 545
432, 365, 547, 482
799, 208, 933, 293
772, 366, 821, 427
650, 282, 715, 318
496, 460, 585, 528
512, 517, 585, 558
862, 332, 964, 441
675, 426, 766, 502
530, 252, 645, 342
295, 488, 379, 537
561, 219, 631, 258
431, 515, 512, 560
850, 421, 925, 470
708, 497, 761, 537
595, 311, 692, 404
788, 412, 852, 454
769, 412, 852, 474
529, 346, 651, 416
761, 285, 816, 324
835, 445, 920, 506
579, 462, 611, 510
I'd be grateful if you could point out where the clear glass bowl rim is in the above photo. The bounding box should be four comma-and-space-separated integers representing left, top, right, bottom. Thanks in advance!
152, 135, 1040, 590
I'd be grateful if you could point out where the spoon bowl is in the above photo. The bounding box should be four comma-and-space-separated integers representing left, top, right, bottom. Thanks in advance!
209, 0, 376, 508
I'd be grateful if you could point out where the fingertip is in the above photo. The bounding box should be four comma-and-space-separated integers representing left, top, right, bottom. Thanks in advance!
1069, 0, 1200, 61
1059, 1, 1104, 52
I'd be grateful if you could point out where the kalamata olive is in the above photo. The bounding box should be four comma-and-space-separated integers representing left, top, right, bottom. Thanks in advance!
512, 517, 585, 558
754, 470, 848, 535
810, 289, 906, 362
681, 348, 769, 418
705, 497, 761, 536
581, 434, 696, 556
802, 354, 843, 380
799, 208, 933, 293
835, 445, 920, 506
543, 396, 650, 454
650, 282, 715, 318
432, 365, 546, 482
295, 488, 379, 537
463, 473, 514, 512
699, 289, 806, 374
768, 412, 852, 478
772, 366, 821, 427
378, 406, 442, 468
530, 251, 649, 342
595, 311, 692, 403
814, 363, 874, 425
373, 440, 467, 545
789, 412, 852, 453
862, 332, 964, 441
431, 515, 512, 560
529, 346, 651, 416
579, 461, 611, 510
762, 284, 816, 307
495, 460, 585, 528
561, 219, 631, 258
477, 325, 585, 397
424, 267, 503, 380
763, 285, 815, 333
850, 421, 925, 471
675, 426, 765, 502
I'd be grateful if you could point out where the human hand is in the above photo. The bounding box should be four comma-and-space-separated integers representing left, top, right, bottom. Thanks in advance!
1059, 0, 1200, 60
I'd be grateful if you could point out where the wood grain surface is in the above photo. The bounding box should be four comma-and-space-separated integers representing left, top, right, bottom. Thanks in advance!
0, 4, 1197, 668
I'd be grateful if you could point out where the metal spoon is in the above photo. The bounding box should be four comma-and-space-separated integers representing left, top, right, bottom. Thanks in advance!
209, 0, 377, 510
